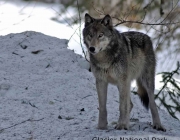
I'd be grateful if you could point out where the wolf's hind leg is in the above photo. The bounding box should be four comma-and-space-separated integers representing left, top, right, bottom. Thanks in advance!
96, 79, 108, 129
138, 72, 166, 131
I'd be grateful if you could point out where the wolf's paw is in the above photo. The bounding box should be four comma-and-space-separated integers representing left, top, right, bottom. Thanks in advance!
97, 126, 107, 130
115, 123, 129, 130
98, 122, 108, 130
153, 123, 166, 132
97, 125, 107, 130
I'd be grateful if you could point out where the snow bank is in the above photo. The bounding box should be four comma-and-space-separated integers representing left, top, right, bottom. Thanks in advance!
0, 31, 180, 140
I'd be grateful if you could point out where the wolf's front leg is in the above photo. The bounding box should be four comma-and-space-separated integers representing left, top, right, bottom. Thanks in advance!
115, 81, 131, 130
96, 79, 108, 129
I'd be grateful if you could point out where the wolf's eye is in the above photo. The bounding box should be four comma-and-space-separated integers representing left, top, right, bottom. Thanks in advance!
98, 33, 104, 38
88, 33, 92, 38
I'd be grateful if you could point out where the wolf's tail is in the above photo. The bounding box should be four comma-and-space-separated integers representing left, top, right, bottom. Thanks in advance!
136, 79, 149, 110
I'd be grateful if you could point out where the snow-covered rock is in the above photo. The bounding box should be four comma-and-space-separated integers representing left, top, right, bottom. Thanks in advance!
0, 31, 180, 140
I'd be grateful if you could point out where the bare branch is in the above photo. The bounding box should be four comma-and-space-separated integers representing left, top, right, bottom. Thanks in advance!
51, 7, 73, 29
114, 19, 180, 27
114, 0, 180, 27
91, 2, 105, 16
159, 0, 179, 24
0, 118, 44, 133
77, 0, 89, 62
68, 25, 80, 43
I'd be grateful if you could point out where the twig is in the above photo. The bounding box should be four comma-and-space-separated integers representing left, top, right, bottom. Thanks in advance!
143, 0, 155, 9
29, 102, 38, 109
51, 7, 73, 29
155, 61, 180, 119
159, 0, 179, 24
114, 20, 180, 27
124, 5, 136, 21
76, 0, 89, 62
0, 118, 44, 133
155, 61, 180, 99
13, 1, 37, 25
92, 1, 179, 27
114, 0, 180, 27
92, 2, 104, 16
68, 25, 80, 43
82, 95, 92, 99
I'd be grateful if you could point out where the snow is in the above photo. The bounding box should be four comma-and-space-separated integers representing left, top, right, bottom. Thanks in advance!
0, 31, 180, 140
0, 0, 82, 55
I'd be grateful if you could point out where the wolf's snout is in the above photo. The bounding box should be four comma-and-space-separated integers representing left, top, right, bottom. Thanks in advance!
89, 47, 95, 53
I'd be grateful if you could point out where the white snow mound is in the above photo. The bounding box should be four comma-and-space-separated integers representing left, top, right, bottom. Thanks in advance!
0, 31, 180, 140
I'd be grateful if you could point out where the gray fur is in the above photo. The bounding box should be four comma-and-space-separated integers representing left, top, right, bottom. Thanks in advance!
83, 13, 166, 131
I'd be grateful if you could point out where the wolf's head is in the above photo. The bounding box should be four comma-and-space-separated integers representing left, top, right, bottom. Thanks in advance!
83, 14, 113, 55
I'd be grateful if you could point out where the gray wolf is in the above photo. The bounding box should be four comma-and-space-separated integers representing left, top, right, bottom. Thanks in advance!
83, 13, 166, 131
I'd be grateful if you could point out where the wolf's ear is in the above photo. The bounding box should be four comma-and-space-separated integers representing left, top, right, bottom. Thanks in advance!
101, 15, 112, 27
85, 13, 94, 27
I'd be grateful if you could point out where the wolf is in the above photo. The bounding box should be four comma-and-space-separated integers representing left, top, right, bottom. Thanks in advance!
83, 13, 166, 131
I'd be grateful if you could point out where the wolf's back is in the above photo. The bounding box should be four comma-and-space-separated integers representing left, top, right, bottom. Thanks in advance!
121, 31, 155, 109
121, 31, 154, 55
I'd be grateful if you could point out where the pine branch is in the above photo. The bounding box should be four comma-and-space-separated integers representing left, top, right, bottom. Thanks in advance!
155, 61, 180, 119
155, 61, 180, 99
